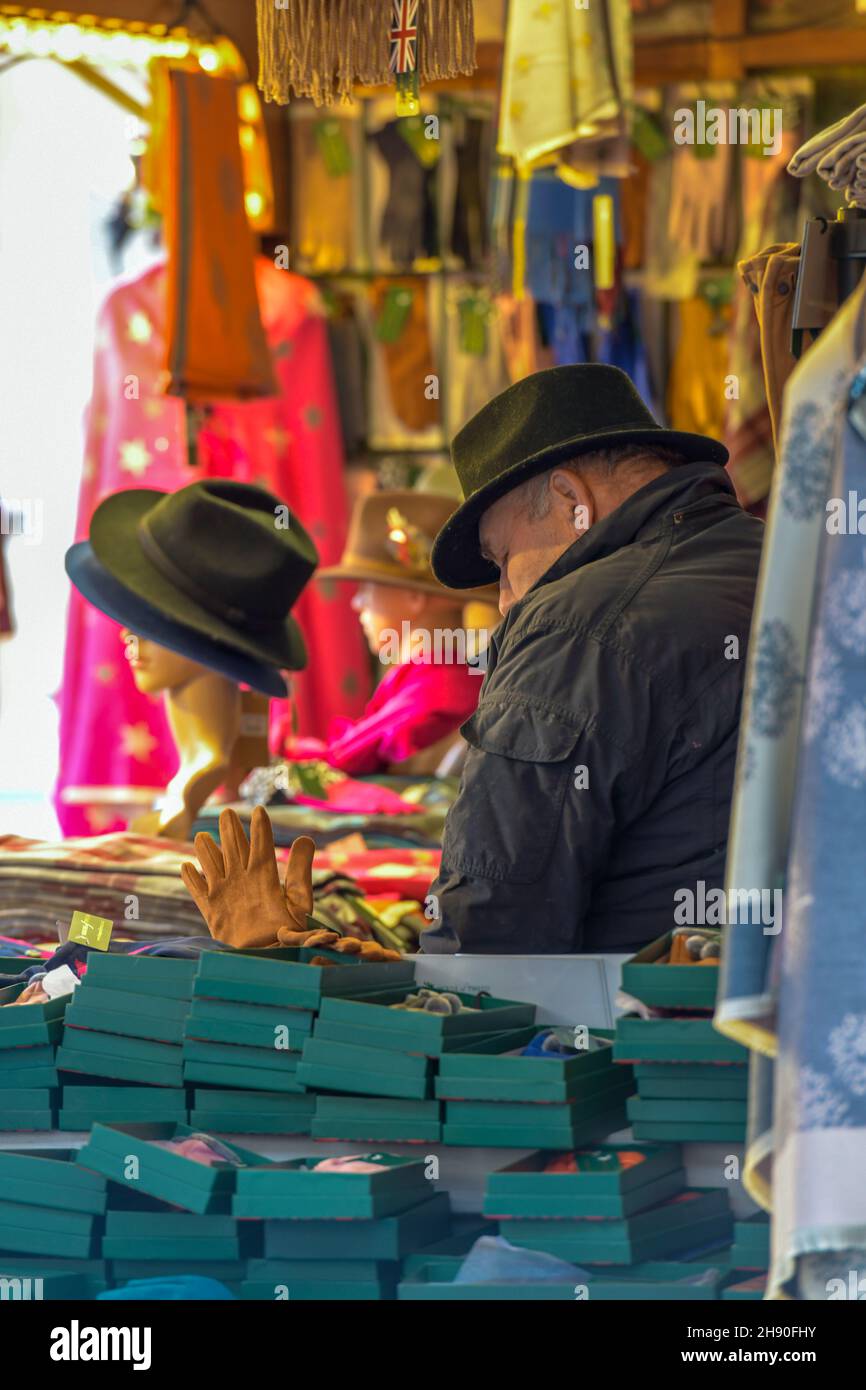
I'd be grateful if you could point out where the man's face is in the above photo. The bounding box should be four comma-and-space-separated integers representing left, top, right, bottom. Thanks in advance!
351, 582, 424, 658
479, 479, 584, 616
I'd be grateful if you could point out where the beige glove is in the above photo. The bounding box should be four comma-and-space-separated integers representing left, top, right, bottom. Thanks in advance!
181, 805, 318, 949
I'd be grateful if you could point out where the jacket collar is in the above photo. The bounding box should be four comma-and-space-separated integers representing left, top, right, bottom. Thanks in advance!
532, 461, 737, 590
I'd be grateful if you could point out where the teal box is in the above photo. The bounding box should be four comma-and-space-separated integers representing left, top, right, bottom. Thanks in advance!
0, 982, 67, 1048
264, 1191, 452, 1261
65, 986, 188, 1044
58, 1028, 184, 1087
185, 997, 315, 1051
233, 1153, 430, 1220
505, 1189, 732, 1265
82, 954, 196, 1000
0, 1198, 98, 1258
445, 1085, 634, 1130
190, 1090, 315, 1135
722, 1274, 767, 1300
0, 1088, 56, 1131
436, 1037, 629, 1103
182, 1038, 306, 1093
242, 1257, 397, 1301
0, 1151, 106, 1215
76, 1121, 266, 1214
628, 1096, 748, 1125
193, 951, 415, 1011
0, 1065, 59, 1089
621, 933, 720, 1011
298, 1037, 433, 1101
60, 1085, 187, 1130
634, 1063, 748, 1100
102, 1210, 245, 1261
398, 1256, 724, 1301
312, 1096, 441, 1143
730, 1214, 770, 1270
314, 991, 536, 1057
0, 1258, 107, 1299
614, 1017, 748, 1065
632, 1120, 746, 1143
442, 1101, 629, 1150
483, 1144, 685, 1220
110, 1259, 245, 1284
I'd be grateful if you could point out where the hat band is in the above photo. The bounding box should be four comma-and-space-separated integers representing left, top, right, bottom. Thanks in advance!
336, 552, 435, 584
137, 517, 277, 633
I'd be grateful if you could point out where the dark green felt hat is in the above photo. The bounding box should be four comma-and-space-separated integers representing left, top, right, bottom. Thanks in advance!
431, 364, 729, 589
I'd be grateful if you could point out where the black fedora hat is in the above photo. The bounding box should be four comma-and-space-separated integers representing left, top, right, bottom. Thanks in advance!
431, 364, 730, 589
65, 479, 318, 697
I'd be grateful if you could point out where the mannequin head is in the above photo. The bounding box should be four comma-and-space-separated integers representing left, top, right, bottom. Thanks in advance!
351, 583, 464, 663
120, 629, 205, 696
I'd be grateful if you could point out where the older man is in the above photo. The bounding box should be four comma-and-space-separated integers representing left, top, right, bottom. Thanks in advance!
420, 364, 764, 955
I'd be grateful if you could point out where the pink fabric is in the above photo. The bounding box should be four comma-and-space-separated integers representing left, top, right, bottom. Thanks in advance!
56, 257, 369, 836
151, 1137, 235, 1167
311, 1156, 387, 1173
295, 780, 421, 815
290, 660, 481, 776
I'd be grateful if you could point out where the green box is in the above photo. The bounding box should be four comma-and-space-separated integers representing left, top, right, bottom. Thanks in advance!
242, 1257, 397, 1301
628, 1096, 748, 1125
65, 985, 189, 1044
102, 1210, 244, 1261
398, 1256, 724, 1301
232, 1153, 430, 1220
0, 983, 67, 1048
298, 1036, 433, 1100
314, 991, 536, 1057
0, 1151, 107, 1215
264, 1191, 452, 1261
190, 1090, 315, 1135
442, 1102, 629, 1150
436, 1040, 630, 1103
0, 1258, 107, 1298
0, 1198, 98, 1258
634, 1065, 748, 1100
632, 1119, 747, 1142
444, 1080, 634, 1130
505, 1189, 732, 1265
483, 1143, 684, 1220
58, 1027, 184, 1087
110, 1258, 245, 1283
730, 1214, 770, 1270
621, 933, 720, 1011
312, 1096, 441, 1143
83, 953, 196, 999
722, 1273, 766, 1300
182, 1038, 306, 1093
60, 1085, 187, 1130
185, 997, 315, 1051
76, 1121, 265, 1214
614, 1017, 748, 1065
193, 952, 415, 1011
0, 1065, 59, 1089
0, 1088, 56, 1131
0, 957, 44, 975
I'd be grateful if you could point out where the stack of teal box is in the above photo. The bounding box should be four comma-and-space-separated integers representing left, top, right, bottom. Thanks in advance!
184, 949, 416, 1134
720, 1214, 770, 1299
616, 935, 749, 1142
480, 1141, 733, 1268
76, 1121, 264, 1292
299, 986, 539, 1143
0, 966, 67, 1130
57, 955, 194, 1124
0, 1149, 107, 1288
436, 1033, 634, 1148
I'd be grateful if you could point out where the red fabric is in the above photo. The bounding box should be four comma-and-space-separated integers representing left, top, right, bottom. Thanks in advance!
312, 846, 441, 901
56, 258, 369, 836
290, 659, 481, 776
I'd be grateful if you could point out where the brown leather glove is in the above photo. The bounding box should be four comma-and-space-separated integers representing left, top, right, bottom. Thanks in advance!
181, 805, 317, 949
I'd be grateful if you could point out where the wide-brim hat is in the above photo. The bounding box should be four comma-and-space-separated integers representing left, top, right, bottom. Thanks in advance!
65, 479, 318, 696
431, 364, 730, 589
318, 489, 497, 601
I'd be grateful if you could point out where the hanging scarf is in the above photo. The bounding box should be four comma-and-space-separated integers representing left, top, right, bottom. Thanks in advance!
255, 0, 475, 106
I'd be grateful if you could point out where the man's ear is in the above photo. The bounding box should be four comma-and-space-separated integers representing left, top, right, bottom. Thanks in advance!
549, 466, 595, 532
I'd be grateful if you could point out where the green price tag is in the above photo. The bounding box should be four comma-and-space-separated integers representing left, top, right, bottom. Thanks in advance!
458, 295, 489, 356
314, 119, 353, 177
396, 115, 440, 168
69, 910, 113, 951
631, 106, 668, 162
375, 286, 413, 343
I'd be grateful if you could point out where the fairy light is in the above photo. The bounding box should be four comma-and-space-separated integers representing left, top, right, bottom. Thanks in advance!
0, 7, 243, 73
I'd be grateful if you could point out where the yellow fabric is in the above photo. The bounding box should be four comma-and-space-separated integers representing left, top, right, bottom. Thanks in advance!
667, 295, 733, 441
163, 71, 276, 403
498, 0, 632, 169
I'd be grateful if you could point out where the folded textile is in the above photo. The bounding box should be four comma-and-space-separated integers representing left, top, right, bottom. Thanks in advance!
99, 1276, 235, 1301
455, 1235, 591, 1286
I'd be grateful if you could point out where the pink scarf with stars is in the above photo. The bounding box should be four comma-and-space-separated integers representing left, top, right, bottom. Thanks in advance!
56, 257, 369, 837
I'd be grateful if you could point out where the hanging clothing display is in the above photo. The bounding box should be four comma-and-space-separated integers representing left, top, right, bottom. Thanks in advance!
366, 277, 442, 440
738, 243, 806, 449
716, 271, 866, 1298
56, 257, 369, 838
443, 284, 511, 435
666, 292, 733, 442
290, 111, 357, 273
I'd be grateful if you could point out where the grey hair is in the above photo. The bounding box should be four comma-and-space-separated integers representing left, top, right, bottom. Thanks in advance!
520, 444, 685, 520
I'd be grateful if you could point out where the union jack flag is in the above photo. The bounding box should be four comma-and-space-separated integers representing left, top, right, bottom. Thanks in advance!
389, 0, 418, 75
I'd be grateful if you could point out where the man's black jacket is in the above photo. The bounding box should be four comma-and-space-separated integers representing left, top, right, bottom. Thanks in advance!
421, 462, 764, 955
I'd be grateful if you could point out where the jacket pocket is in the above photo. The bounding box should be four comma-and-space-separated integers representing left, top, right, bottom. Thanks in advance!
444, 698, 581, 884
